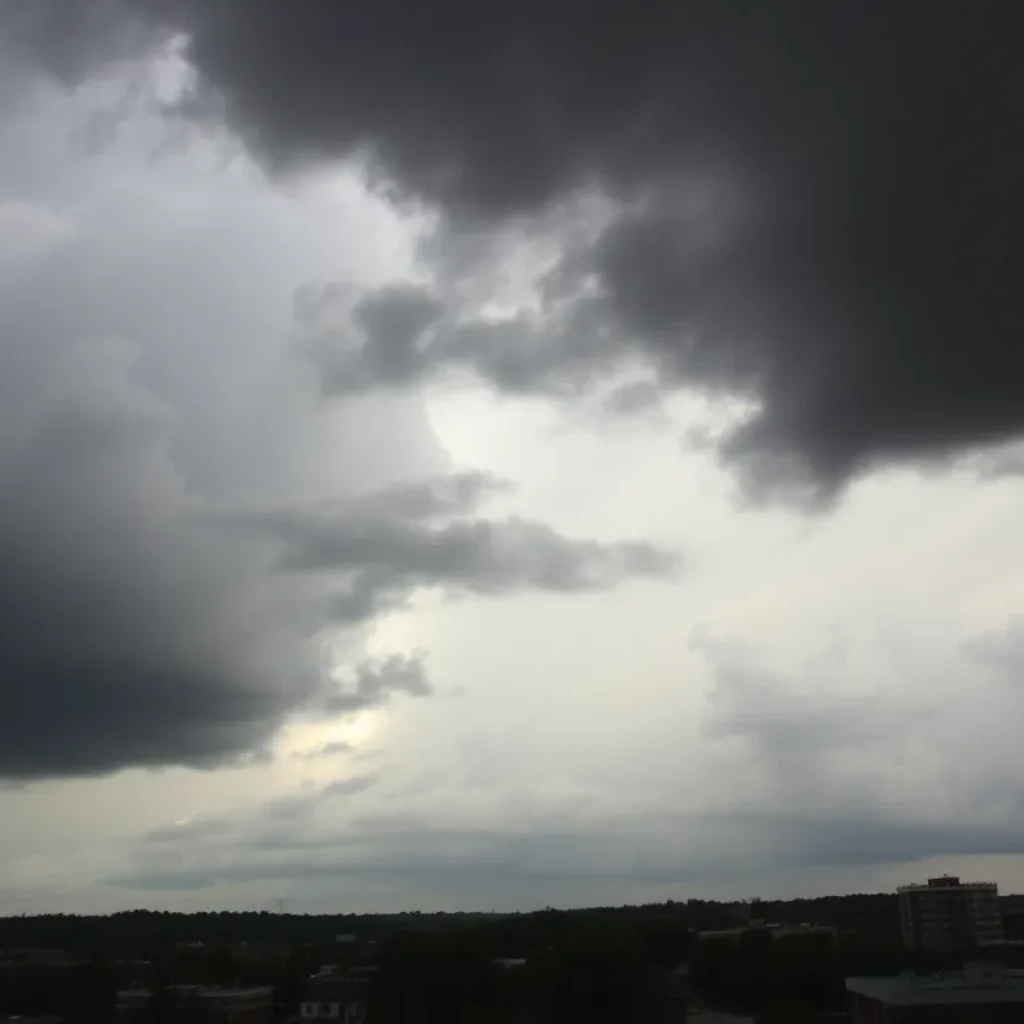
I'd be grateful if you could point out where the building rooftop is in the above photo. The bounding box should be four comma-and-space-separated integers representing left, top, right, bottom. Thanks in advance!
699, 923, 841, 940
117, 986, 272, 1003
847, 964, 1024, 1006
897, 875, 998, 892
301, 977, 369, 1003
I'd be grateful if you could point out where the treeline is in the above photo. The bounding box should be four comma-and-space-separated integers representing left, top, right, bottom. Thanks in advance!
0, 909, 504, 954
0, 893, 905, 953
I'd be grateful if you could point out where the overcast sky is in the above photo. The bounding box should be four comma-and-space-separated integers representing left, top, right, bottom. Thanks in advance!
1, 1, 1023, 916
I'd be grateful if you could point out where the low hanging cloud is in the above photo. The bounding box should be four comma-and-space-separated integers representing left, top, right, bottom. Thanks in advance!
93, 617, 1024, 897
111, 780, 1024, 896
7, 1, 1022, 496
111, 814, 1024, 895
695, 619, 1024, 828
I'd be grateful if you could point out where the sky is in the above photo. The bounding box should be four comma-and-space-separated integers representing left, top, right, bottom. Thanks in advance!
0, 0, 1023, 916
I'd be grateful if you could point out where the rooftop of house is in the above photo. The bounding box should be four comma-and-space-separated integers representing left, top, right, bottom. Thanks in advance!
699, 922, 841, 940
116, 986, 273, 1005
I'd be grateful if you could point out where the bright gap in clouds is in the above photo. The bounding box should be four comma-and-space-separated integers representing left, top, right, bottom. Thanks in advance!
277, 711, 382, 761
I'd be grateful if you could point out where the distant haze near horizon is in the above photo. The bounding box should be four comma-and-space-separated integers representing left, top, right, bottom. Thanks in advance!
1, 1, 1023, 917
3, 880, 1017, 921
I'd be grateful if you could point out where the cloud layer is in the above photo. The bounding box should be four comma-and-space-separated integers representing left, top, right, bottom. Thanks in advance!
3, 2, 1024, 912
9, 0, 1023, 494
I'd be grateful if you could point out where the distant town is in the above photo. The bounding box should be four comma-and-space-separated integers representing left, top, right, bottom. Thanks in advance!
2, 875, 1024, 1022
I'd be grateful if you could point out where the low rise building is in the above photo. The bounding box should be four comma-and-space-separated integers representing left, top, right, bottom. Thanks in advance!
0, 950, 70, 967
116, 985, 272, 1024
230, 942, 288, 964
299, 977, 368, 1024
847, 962, 1024, 1022
698, 921, 842, 946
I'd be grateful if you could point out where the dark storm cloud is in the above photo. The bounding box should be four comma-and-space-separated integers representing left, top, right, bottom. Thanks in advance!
15, 0, 1019, 493
0, 340, 320, 780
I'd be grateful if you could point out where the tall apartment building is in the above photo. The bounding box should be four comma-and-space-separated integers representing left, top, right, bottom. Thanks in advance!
898, 875, 1003, 952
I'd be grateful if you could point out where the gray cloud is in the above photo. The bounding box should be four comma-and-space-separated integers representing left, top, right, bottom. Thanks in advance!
256, 776, 382, 824
696, 632, 920, 795
220, 490, 680, 620
292, 740, 354, 762
0, 64, 677, 782
694, 620, 1024, 835
297, 278, 624, 402
324, 655, 433, 714
121, 772, 386, 889
323, 774, 380, 798
963, 617, 1024, 675
343, 470, 511, 521
15, 0, 1018, 495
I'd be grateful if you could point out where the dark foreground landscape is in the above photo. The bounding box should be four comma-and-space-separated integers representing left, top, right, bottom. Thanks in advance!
4, 892, 1024, 1023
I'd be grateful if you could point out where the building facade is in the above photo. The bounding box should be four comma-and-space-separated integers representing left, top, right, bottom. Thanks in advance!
299, 977, 368, 1024
898, 875, 1003, 953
